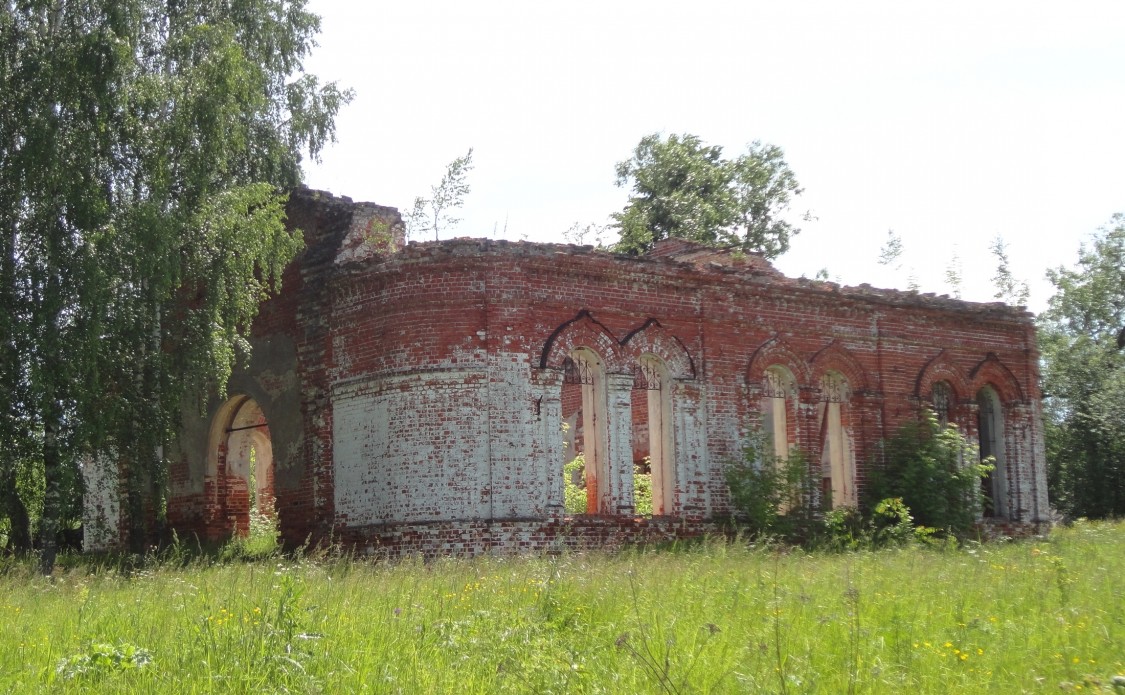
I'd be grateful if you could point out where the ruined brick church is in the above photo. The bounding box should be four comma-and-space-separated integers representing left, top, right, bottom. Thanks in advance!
119, 188, 1048, 554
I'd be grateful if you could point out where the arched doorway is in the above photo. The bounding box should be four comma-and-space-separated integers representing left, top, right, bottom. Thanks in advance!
208, 395, 276, 537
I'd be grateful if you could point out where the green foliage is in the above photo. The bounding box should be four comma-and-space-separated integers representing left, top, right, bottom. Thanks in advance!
57, 642, 154, 681
805, 499, 918, 552
612, 133, 803, 258
990, 235, 1030, 306
870, 497, 916, 547
1039, 214, 1125, 518
2, 521, 1125, 692
220, 508, 280, 561
944, 248, 964, 299
878, 229, 904, 269
561, 220, 611, 249
877, 229, 921, 292
404, 149, 475, 241
563, 455, 588, 515
563, 454, 653, 516
0, 0, 350, 567
821, 506, 868, 551
633, 463, 653, 517
726, 413, 990, 549
865, 410, 993, 534
724, 431, 822, 542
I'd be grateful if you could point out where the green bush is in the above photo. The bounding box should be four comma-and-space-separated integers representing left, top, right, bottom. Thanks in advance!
726, 430, 923, 549
864, 409, 993, 535
814, 498, 918, 551
633, 462, 653, 516
869, 497, 915, 546
821, 505, 866, 550
564, 454, 654, 516
563, 455, 588, 515
724, 431, 822, 542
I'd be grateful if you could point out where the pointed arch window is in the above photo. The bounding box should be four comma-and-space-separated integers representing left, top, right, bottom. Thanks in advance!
562, 348, 609, 514
635, 354, 675, 516
818, 372, 856, 508
762, 366, 796, 462
976, 385, 1009, 518
932, 381, 953, 427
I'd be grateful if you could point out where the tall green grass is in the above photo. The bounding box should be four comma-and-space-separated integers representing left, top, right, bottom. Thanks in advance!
1, 521, 1123, 693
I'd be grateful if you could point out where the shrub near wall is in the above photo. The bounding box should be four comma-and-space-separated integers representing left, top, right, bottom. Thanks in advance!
727, 415, 993, 547
724, 433, 823, 543
865, 410, 993, 535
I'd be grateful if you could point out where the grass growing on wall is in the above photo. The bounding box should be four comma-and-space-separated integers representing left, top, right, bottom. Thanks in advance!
1, 521, 1124, 693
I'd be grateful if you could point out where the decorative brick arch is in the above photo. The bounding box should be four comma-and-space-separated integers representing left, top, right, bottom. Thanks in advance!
204, 394, 276, 539
621, 319, 695, 380
540, 310, 625, 373
746, 336, 812, 388
915, 350, 970, 401
809, 340, 869, 393
970, 353, 1025, 403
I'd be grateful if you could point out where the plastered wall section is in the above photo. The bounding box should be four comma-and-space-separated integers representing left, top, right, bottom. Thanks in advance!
331, 349, 556, 526
333, 370, 489, 525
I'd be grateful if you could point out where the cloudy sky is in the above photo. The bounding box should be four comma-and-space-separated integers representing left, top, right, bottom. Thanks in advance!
301, 1, 1125, 312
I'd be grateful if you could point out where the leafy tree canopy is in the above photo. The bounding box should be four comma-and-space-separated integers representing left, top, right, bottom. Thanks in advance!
612, 133, 804, 258
1038, 215, 1125, 518
0, 0, 350, 567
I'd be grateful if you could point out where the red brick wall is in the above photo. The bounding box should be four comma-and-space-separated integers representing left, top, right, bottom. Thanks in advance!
167, 191, 1049, 555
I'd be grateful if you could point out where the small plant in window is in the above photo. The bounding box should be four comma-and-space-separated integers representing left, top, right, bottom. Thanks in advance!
563, 454, 588, 515
633, 457, 653, 517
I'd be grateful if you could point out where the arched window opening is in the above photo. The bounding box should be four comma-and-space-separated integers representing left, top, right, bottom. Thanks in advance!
561, 349, 609, 514
762, 366, 796, 462
818, 372, 855, 508
932, 381, 953, 427
212, 396, 275, 537
632, 355, 674, 516
976, 386, 1009, 518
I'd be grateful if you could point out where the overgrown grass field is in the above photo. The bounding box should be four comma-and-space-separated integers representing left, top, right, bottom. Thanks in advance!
2, 521, 1123, 693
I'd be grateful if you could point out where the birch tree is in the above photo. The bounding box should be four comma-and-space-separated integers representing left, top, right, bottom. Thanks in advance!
0, 0, 350, 570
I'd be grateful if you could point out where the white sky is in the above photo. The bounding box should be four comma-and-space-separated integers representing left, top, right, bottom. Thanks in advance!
301, 1, 1125, 313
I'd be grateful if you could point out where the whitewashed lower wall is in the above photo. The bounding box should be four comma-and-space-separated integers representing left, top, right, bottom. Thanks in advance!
333, 371, 490, 526
81, 455, 120, 552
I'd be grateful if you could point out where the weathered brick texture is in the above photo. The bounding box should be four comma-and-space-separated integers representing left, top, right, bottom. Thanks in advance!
163, 189, 1051, 554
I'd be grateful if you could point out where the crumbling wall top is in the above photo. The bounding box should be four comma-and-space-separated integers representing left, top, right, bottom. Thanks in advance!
294, 189, 1031, 323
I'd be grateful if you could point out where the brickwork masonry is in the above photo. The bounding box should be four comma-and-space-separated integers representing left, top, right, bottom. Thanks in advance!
160, 189, 1050, 555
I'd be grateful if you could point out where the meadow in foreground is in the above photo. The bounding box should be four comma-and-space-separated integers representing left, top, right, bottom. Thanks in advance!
1, 521, 1123, 694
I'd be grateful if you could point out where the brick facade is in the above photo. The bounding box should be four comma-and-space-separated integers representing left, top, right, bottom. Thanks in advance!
161, 188, 1050, 555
